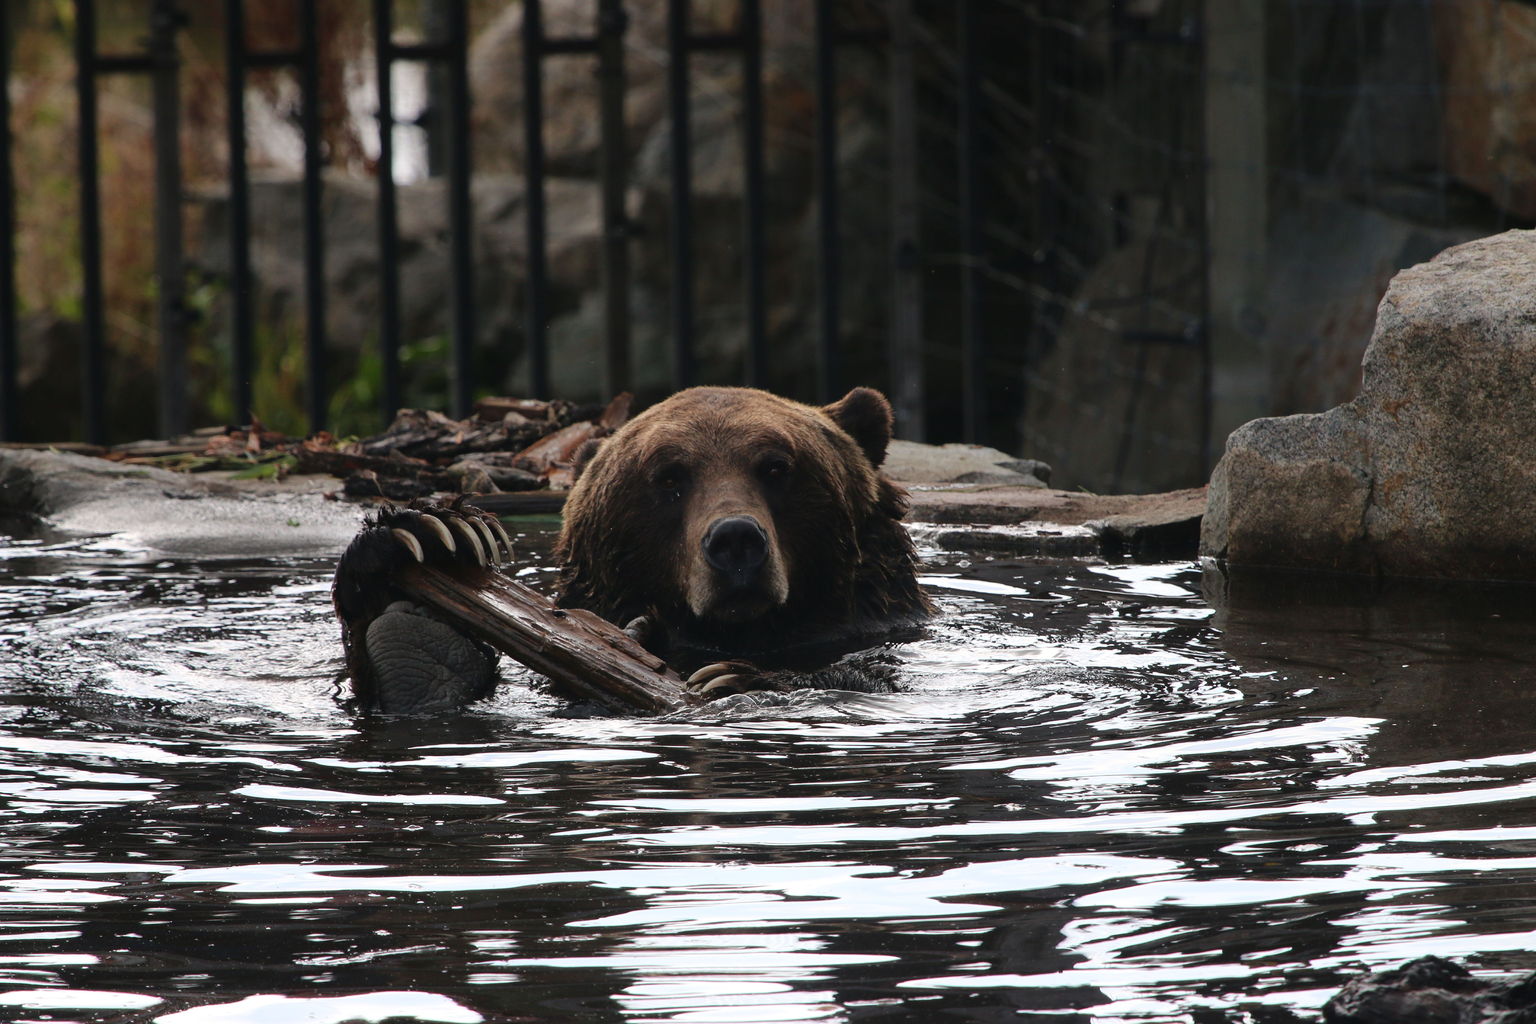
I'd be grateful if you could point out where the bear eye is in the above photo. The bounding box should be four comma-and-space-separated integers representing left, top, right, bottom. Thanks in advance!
758, 455, 792, 484
652, 462, 689, 498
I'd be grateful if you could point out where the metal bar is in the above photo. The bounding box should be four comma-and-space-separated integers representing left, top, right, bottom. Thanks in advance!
667, 0, 695, 388
299, 0, 326, 432
388, 42, 453, 62
832, 28, 887, 46
886, 0, 924, 440
88, 54, 157, 74
687, 31, 746, 51
813, 0, 839, 403
540, 36, 602, 55
373, 0, 402, 423
740, 0, 767, 389
521, 0, 550, 398
74, 0, 107, 444
0, 3, 17, 441
421, 1, 448, 176
244, 49, 303, 69
224, 0, 254, 424
957, 0, 983, 443
151, 0, 186, 438
444, 0, 474, 418
597, 0, 631, 397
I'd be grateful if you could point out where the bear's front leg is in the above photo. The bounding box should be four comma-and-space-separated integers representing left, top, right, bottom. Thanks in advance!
333, 499, 516, 714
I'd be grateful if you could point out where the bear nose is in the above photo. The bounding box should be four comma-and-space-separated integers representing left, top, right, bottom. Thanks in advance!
703, 515, 768, 584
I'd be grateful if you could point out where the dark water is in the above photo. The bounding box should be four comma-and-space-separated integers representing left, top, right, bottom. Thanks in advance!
3, 522, 1536, 1023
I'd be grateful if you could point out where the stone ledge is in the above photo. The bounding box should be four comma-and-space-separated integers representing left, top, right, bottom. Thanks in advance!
0, 445, 1207, 562
906, 484, 1205, 559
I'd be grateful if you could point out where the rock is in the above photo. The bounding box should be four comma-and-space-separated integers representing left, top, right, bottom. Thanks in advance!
884, 440, 1049, 487
0, 448, 362, 558
1324, 955, 1536, 1024
1202, 229, 1536, 581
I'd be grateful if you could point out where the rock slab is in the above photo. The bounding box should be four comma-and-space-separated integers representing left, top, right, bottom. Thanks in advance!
1325, 955, 1536, 1024
1202, 229, 1536, 580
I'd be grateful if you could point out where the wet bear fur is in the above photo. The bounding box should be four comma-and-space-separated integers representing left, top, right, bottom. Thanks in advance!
554, 386, 933, 671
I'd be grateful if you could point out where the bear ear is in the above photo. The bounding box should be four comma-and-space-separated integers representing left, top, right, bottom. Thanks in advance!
823, 387, 894, 468
572, 437, 606, 481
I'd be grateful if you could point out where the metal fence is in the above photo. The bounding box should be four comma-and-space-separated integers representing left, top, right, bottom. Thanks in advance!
0, 0, 942, 448
1, 1, 1533, 495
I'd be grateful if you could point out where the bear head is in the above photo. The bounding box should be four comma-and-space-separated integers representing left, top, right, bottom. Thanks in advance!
554, 386, 931, 654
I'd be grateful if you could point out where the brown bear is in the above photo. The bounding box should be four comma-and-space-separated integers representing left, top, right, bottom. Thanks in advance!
333, 386, 931, 711
555, 386, 932, 684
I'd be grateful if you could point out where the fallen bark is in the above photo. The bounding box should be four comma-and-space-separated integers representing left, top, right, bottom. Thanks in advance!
463, 492, 569, 516
394, 561, 692, 714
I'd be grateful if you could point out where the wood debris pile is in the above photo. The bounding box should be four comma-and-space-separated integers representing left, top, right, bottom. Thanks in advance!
81, 394, 633, 503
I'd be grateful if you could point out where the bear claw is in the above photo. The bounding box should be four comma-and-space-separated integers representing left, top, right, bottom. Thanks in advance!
685, 660, 785, 699
380, 503, 513, 568
448, 517, 486, 565
391, 528, 425, 563
470, 516, 505, 565
414, 512, 457, 555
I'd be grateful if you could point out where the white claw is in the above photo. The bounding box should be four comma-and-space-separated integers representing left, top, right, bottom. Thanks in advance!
484, 515, 515, 560
468, 516, 501, 565
448, 517, 487, 566
686, 662, 739, 687
390, 528, 425, 563
417, 513, 456, 554
701, 675, 745, 697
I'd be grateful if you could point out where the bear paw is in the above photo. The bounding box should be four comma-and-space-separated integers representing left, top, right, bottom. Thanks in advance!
333, 498, 515, 714
685, 660, 789, 700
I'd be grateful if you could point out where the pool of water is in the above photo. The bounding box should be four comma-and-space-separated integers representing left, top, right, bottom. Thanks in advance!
3, 520, 1536, 1023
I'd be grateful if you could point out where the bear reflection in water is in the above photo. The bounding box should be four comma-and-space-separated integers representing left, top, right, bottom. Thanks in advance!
333, 386, 934, 713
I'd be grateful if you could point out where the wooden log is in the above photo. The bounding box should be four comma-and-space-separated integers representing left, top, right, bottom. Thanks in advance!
463, 492, 568, 516
394, 561, 693, 714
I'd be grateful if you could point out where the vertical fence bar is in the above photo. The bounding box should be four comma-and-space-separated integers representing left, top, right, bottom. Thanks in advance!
224, 0, 254, 424
74, 0, 107, 444
813, 0, 839, 404
521, 0, 550, 398
886, 0, 923, 440
422, 0, 449, 177
150, 0, 186, 438
299, 0, 326, 432
444, 0, 474, 417
667, 0, 695, 389
372, 0, 402, 423
0, 4, 17, 440
957, 0, 983, 443
596, 0, 631, 397
739, 0, 767, 390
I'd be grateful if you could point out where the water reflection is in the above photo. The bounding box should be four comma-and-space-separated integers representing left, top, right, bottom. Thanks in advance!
4, 529, 1536, 1021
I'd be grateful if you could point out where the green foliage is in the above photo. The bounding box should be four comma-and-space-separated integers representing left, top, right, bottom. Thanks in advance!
328, 333, 454, 438
231, 454, 297, 480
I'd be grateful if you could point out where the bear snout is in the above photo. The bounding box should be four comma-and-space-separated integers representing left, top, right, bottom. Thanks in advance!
688, 512, 789, 623
703, 515, 769, 587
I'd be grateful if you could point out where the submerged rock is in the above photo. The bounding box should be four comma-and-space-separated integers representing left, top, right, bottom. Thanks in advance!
1324, 955, 1536, 1024
1202, 229, 1536, 581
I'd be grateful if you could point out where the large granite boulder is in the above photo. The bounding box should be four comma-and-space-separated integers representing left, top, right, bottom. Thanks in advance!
1202, 229, 1536, 580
